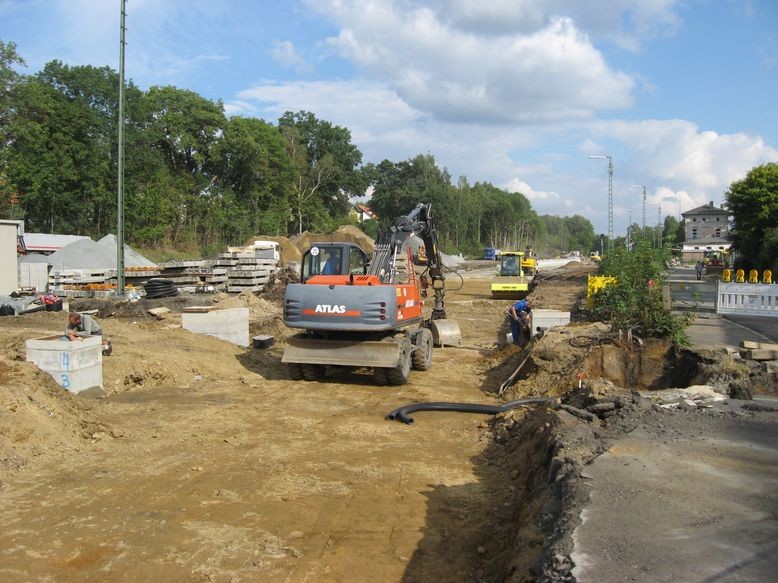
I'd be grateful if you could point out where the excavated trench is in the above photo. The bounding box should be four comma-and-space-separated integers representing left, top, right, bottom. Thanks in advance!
582, 341, 705, 390
463, 335, 739, 581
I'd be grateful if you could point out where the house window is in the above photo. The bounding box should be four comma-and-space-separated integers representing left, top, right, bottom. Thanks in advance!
702, 217, 706, 222
691, 228, 697, 239
692, 218, 697, 222
716, 217, 720, 221
715, 227, 721, 238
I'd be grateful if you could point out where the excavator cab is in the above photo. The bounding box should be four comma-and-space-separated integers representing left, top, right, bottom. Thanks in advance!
301, 243, 368, 282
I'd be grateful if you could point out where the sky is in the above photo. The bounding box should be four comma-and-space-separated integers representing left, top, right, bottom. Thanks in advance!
1, 0, 777, 237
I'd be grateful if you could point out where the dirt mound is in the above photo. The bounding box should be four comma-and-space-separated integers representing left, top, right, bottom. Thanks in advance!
0, 356, 102, 476
263, 266, 301, 301
293, 225, 375, 254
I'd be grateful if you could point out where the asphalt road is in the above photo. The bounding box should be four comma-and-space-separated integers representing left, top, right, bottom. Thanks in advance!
572, 401, 778, 583
669, 266, 777, 346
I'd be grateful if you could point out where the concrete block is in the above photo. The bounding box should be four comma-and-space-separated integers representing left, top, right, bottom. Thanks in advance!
26, 335, 103, 393
530, 309, 571, 337
740, 349, 778, 361
740, 340, 778, 351
182, 307, 249, 347
763, 361, 778, 375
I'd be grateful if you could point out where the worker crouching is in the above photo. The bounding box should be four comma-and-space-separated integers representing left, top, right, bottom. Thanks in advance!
508, 299, 532, 345
65, 312, 112, 356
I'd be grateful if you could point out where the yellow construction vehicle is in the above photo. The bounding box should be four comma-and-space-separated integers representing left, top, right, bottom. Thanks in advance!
491, 251, 531, 298
521, 246, 537, 275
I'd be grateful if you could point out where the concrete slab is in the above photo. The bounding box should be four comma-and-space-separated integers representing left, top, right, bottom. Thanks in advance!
684, 314, 774, 350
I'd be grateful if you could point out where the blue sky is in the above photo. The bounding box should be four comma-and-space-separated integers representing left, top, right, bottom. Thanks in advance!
1, 0, 777, 236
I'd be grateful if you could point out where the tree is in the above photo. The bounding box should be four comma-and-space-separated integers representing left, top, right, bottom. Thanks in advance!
726, 163, 778, 271
213, 117, 295, 239
279, 111, 364, 233
0, 39, 25, 125
144, 86, 226, 245
0, 39, 26, 218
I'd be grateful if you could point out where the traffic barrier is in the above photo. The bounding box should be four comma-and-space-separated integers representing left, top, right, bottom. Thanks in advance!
716, 280, 778, 317
721, 269, 731, 283
764, 270, 773, 284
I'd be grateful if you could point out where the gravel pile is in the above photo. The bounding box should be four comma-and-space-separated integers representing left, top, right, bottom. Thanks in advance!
47, 235, 156, 271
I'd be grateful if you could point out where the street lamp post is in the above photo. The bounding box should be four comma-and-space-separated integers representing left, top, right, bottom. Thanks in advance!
589, 155, 614, 250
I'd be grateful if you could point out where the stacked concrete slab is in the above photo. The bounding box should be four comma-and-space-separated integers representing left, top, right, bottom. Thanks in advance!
182, 306, 249, 346
217, 243, 280, 293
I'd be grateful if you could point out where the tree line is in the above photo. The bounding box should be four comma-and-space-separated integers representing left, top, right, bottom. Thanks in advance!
6, 38, 771, 267
0, 39, 599, 257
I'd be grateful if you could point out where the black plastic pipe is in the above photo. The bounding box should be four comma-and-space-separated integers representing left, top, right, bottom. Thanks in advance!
386, 397, 555, 425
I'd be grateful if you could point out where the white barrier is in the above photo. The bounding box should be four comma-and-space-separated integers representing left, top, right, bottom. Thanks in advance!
716, 281, 778, 317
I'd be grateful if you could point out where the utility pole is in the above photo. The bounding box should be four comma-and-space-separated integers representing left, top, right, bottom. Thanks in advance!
629, 184, 647, 239
116, 0, 127, 296
589, 155, 614, 250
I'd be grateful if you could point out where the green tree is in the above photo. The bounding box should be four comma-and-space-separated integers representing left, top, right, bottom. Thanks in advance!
725, 163, 778, 271
144, 86, 226, 245
593, 241, 690, 343
213, 116, 295, 239
0, 39, 26, 218
4, 76, 108, 234
366, 154, 455, 229
279, 111, 364, 233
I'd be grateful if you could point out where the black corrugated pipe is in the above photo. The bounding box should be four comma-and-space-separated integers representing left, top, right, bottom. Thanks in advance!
386, 397, 556, 425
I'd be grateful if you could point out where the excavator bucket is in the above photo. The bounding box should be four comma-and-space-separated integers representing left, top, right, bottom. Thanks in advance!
429, 319, 462, 347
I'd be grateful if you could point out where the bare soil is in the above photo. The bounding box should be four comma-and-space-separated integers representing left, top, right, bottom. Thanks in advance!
0, 262, 769, 582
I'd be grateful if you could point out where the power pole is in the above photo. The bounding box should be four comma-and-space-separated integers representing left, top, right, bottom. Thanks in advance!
116, 0, 126, 296
589, 155, 614, 250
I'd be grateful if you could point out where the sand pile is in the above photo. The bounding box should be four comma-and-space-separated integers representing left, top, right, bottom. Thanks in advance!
0, 355, 102, 475
293, 225, 375, 255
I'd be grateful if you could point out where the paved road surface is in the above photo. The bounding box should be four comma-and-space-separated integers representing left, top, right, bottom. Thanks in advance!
572, 401, 778, 583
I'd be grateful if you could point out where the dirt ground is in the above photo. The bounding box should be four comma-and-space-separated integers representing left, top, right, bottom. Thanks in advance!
0, 261, 774, 581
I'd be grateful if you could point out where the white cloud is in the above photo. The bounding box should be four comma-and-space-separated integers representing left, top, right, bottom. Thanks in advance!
505, 178, 560, 201
598, 119, 778, 205
269, 40, 312, 74
307, 1, 634, 124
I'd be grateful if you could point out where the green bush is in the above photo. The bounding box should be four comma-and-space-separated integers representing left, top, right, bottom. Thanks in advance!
592, 242, 691, 344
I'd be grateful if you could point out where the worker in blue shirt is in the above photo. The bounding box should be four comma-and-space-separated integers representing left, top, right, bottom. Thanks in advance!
508, 299, 532, 345
321, 249, 341, 275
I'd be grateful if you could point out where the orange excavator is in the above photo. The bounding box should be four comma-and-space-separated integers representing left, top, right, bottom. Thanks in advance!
282, 203, 462, 385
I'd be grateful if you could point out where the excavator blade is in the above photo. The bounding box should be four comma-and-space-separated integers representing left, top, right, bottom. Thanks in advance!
282, 336, 401, 368
429, 319, 462, 347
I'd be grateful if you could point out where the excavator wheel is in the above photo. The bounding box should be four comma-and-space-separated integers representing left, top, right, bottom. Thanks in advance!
300, 363, 326, 381
386, 339, 412, 385
412, 328, 433, 371
287, 363, 303, 381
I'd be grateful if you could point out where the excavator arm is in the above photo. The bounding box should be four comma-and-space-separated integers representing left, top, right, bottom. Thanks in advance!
371, 203, 449, 319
